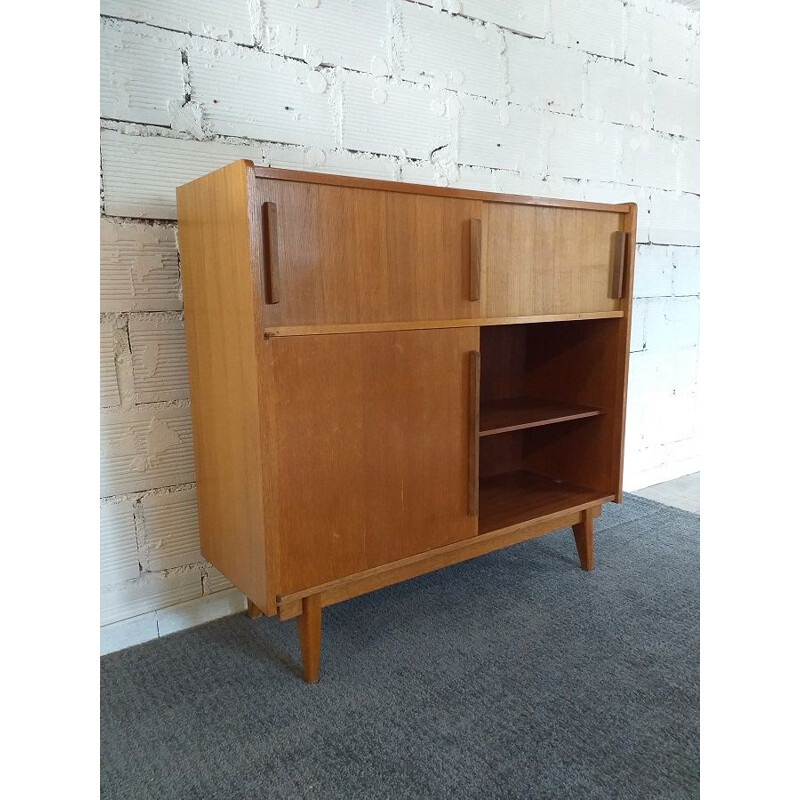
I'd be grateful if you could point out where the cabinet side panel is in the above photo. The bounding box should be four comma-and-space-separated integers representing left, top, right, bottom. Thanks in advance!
614, 204, 638, 501
176, 161, 272, 613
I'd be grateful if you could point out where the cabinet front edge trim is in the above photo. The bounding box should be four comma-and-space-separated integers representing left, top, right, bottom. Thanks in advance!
264, 312, 625, 338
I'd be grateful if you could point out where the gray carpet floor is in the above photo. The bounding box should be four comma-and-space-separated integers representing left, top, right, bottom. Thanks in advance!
101, 494, 699, 800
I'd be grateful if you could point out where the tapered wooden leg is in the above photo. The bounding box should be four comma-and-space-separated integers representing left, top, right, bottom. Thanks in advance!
572, 508, 595, 571
297, 594, 322, 684
246, 599, 263, 619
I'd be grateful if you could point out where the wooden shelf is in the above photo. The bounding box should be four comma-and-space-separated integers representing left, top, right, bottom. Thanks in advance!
479, 397, 604, 437
479, 470, 610, 535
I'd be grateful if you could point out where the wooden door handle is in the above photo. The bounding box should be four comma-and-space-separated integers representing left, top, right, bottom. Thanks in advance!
469, 218, 481, 302
262, 201, 280, 304
611, 231, 628, 299
468, 350, 480, 517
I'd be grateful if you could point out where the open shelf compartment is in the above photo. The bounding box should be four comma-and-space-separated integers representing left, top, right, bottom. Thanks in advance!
479, 470, 610, 535
477, 320, 624, 534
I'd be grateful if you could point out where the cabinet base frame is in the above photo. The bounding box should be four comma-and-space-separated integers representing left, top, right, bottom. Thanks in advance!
276, 500, 607, 627
276, 502, 606, 681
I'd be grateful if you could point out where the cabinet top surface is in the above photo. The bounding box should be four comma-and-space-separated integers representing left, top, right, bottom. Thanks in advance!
244, 162, 633, 214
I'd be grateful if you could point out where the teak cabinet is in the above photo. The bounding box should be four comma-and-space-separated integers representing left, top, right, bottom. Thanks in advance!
176, 161, 636, 683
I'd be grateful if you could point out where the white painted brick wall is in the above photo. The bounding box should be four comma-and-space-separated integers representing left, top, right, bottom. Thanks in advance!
653, 74, 700, 139
505, 35, 586, 115
619, 129, 680, 191
264, 0, 389, 74
413, 0, 549, 39
100, 219, 181, 312
100, 569, 203, 626
548, 116, 621, 183
399, 3, 504, 99
100, 19, 186, 126
342, 72, 455, 160
99, 0, 701, 649
100, 406, 195, 496
101, 129, 265, 218
100, 501, 139, 584
129, 315, 190, 402
140, 488, 201, 570
188, 41, 337, 146
672, 245, 700, 296
100, 322, 121, 407
586, 59, 652, 128
633, 245, 673, 299
100, 0, 255, 45
551, 0, 626, 60
650, 190, 700, 246
459, 97, 546, 173
649, 11, 692, 79
679, 137, 700, 195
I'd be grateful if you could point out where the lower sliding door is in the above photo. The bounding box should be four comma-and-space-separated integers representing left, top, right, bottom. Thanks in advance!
269, 327, 479, 595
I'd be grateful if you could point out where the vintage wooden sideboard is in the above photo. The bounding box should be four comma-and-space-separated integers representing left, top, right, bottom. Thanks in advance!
176, 160, 636, 683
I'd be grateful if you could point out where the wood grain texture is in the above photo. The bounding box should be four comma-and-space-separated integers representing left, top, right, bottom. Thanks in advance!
176, 160, 273, 615
270, 327, 479, 595
252, 166, 632, 213
252, 179, 482, 327
482, 204, 625, 318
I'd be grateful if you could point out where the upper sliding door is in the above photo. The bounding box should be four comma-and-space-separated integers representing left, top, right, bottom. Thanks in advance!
253, 179, 482, 328
481, 203, 627, 318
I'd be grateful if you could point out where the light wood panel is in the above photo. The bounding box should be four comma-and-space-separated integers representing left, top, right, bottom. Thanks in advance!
482, 204, 625, 318
176, 160, 273, 615
270, 328, 479, 595
251, 179, 482, 327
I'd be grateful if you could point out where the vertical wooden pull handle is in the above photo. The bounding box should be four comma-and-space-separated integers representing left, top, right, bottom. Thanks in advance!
469, 218, 481, 302
468, 350, 480, 517
263, 201, 280, 304
611, 231, 628, 299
